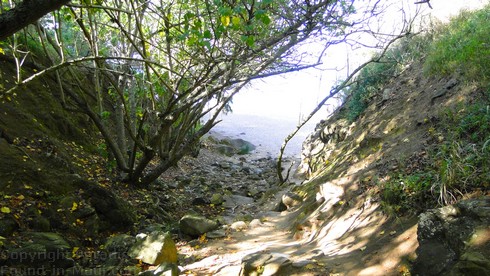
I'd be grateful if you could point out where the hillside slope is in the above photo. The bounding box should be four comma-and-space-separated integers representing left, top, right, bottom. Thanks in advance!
285, 22, 490, 273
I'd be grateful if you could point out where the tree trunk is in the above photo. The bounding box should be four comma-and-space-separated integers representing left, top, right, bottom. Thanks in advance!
0, 0, 70, 40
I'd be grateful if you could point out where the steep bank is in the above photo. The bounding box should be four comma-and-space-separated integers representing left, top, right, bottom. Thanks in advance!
278, 8, 490, 274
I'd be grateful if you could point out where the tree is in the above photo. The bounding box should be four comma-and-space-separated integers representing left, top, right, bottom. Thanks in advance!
1, 0, 419, 186
0, 0, 70, 40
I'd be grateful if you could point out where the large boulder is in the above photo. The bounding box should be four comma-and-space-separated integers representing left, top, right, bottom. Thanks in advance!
413, 197, 490, 276
128, 231, 178, 266
205, 134, 256, 156
7, 232, 74, 270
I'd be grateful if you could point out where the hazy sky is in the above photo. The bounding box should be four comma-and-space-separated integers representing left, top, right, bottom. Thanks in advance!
215, 0, 487, 157
229, 0, 487, 121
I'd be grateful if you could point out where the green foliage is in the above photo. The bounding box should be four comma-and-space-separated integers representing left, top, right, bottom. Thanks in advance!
342, 5, 490, 122
380, 100, 490, 212
342, 34, 430, 121
424, 5, 490, 86
379, 172, 434, 214
432, 101, 490, 204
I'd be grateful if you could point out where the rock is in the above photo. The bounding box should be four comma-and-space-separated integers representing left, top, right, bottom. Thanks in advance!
240, 252, 291, 276
128, 231, 178, 265
221, 138, 256, 155
209, 136, 256, 156
0, 216, 19, 236
78, 180, 137, 231
215, 145, 237, 156
139, 263, 179, 276
292, 259, 312, 268
207, 228, 227, 239
281, 192, 302, 209
30, 232, 71, 252
449, 252, 490, 276
413, 197, 490, 276
28, 215, 51, 232
192, 197, 209, 205
141, 223, 168, 233
210, 193, 224, 205
240, 253, 273, 275
179, 214, 219, 237
262, 253, 292, 276
104, 234, 135, 253
445, 78, 459, 90
230, 221, 248, 231
247, 187, 263, 198
249, 219, 263, 229
223, 195, 254, 209
57, 196, 100, 236
8, 232, 74, 269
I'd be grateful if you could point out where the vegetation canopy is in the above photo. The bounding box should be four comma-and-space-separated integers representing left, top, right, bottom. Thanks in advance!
1, 0, 414, 186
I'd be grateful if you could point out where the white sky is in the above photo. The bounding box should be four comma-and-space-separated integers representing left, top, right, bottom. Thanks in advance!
215, 0, 488, 157
229, 0, 488, 121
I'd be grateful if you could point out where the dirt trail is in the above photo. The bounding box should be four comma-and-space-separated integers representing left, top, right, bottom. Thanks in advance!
175, 146, 418, 276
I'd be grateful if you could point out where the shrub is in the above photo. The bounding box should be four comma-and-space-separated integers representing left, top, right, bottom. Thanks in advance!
424, 5, 490, 87
342, 34, 432, 121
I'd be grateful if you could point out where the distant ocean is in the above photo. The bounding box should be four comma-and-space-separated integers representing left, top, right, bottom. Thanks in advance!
211, 113, 318, 158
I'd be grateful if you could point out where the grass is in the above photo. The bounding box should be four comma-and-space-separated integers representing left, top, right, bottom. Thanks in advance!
379, 97, 490, 214
432, 100, 490, 205
355, 5, 490, 213
340, 33, 431, 122
341, 4, 490, 122
424, 5, 490, 87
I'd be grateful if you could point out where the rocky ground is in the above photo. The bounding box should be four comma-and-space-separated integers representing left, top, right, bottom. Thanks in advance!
0, 131, 303, 275
162, 134, 307, 275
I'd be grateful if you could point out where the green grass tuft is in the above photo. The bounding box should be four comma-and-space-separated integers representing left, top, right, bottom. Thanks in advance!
424, 5, 490, 87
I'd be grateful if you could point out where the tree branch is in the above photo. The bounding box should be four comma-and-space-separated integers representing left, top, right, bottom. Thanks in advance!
0, 0, 70, 41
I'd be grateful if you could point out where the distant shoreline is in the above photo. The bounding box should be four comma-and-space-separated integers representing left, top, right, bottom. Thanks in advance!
211, 113, 317, 158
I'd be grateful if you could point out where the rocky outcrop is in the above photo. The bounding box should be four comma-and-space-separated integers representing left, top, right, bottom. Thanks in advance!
413, 197, 490, 276
298, 118, 352, 176
76, 179, 137, 232
204, 134, 257, 156
4, 232, 74, 271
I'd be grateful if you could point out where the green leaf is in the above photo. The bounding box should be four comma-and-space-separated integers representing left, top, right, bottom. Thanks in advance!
232, 16, 241, 26
203, 30, 212, 39
101, 111, 111, 119
184, 12, 195, 21
260, 14, 271, 25
242, 36, 255, 47
201, 40, 211, 50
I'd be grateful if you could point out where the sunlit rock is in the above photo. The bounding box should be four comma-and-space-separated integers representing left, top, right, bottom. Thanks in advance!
128, 231, 178, 265
413, 197, 490, 275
